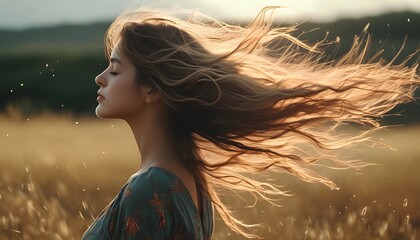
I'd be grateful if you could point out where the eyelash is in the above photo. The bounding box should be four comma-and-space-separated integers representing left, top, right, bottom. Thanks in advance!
110, 72, 118, 76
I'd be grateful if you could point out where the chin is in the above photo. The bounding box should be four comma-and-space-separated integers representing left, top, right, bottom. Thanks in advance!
95, 105, 119, 119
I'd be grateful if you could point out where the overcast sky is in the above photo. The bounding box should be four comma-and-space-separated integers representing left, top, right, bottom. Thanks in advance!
1, 0, 419, 30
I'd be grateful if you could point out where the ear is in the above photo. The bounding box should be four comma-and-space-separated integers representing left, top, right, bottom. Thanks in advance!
144, 84, 161, 104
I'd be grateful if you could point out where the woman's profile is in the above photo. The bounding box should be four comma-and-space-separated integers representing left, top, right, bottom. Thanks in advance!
82, 6, 419, 239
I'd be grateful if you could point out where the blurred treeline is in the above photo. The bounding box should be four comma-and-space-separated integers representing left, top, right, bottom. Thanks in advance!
0, 11, 419, 124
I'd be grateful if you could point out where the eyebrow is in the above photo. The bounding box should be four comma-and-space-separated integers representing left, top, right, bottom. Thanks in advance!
110, 57, 123, 65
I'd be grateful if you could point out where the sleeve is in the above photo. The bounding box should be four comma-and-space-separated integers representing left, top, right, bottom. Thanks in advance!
111, 174, 177, 240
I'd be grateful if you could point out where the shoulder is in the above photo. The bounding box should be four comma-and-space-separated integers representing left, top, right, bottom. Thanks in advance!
122, 167, 177, 207
111, 167, 210, 239
115, 167, 182, 238
120, 167, 192, 220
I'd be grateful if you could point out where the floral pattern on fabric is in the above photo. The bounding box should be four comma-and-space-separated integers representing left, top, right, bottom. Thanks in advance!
81, 167, 213, 240
125, 217, 140, 236
150, 191, 167, 230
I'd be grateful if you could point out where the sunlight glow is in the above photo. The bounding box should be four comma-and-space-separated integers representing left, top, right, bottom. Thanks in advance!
0, 0, 419, 29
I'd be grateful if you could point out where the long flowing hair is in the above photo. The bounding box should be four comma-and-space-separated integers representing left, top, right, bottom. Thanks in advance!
104, 6, 419, 238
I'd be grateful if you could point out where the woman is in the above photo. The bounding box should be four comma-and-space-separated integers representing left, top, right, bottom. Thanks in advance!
82, 6, 419, 239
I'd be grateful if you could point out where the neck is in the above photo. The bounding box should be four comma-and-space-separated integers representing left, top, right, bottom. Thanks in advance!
125, 109, 178, 173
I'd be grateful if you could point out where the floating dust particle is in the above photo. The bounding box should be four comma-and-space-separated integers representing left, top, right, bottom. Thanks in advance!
361, 206, 367, 216
403, 198, 408, 207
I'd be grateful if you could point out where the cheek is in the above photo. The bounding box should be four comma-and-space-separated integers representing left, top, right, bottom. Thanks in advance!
118, 90, 144, 111
116, 80, 143, 106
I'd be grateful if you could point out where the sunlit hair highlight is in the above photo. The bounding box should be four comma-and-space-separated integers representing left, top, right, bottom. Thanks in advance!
104, 6, 420, 238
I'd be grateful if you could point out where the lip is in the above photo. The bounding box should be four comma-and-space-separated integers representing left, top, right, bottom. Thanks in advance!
97, 95, 105, 102
97, 90, 105, 101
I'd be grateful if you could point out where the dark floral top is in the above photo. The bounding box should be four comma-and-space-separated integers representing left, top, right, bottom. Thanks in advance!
82, 167, 214, 240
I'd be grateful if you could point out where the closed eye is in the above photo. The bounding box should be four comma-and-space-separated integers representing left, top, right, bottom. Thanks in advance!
110, 72, 118, 76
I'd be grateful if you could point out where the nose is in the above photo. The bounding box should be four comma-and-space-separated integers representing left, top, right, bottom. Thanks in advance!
95, 70, 106, 87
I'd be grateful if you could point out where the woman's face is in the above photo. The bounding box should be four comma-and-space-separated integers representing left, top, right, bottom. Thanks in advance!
94, 48, 147, 120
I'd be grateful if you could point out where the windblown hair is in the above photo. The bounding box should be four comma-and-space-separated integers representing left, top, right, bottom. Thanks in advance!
104, 6, 419, 238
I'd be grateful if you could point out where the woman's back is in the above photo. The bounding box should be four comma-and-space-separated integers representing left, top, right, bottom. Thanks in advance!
82, 167, 214, 239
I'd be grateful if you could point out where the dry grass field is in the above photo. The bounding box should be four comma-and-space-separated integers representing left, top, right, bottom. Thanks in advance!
0, 108, 419, 239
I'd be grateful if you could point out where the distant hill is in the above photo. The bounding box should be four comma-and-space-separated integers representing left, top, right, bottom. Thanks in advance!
0, 22, 108, 54
0, 11, 418, 55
